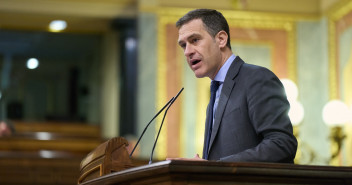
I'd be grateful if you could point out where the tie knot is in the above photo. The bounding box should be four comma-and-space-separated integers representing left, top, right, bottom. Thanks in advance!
210, 81, 220, 94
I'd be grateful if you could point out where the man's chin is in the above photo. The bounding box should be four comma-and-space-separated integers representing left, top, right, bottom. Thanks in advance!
194, 71, 206, 78
194, 74, 206, 79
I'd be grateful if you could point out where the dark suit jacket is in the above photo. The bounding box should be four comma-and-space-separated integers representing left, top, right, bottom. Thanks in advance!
203, 57, 297, 163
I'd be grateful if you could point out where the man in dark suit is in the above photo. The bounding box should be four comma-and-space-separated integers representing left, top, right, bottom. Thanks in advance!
175, 9, 297, 163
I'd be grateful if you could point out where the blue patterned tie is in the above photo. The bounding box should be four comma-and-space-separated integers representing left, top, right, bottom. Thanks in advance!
203, 81, 219, 160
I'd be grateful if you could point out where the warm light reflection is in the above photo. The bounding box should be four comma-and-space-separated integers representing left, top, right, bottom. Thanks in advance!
26, 58, 39, 69
35, 132, 52, 140
280, 78, 304, 125
39, 150, 55, 158
281, 78, 298, 102
125, 37, 136, 50
289, 101, 304, 126
322, 100, 350, 126
49, 20, 67, 32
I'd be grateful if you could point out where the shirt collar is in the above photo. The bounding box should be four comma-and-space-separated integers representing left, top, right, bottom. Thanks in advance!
213, 54, 236, 83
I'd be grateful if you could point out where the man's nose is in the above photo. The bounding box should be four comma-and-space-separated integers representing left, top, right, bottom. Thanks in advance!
184, 45, 194, 57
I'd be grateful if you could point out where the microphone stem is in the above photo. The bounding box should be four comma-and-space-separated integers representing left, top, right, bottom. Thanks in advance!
149, 98, 175, 164
129, 97, 174, 157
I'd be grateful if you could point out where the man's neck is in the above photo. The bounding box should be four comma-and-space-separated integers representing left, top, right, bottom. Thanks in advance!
222, 50, 233, 65
218, 48, 233, 72
210, 49, 233, 80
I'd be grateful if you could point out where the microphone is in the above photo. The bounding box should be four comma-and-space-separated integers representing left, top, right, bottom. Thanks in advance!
149, 87, 184, 164
129, 96, 175, 157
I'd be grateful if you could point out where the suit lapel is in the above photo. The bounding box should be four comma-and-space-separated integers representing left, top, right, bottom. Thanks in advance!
208, 57, 244, 154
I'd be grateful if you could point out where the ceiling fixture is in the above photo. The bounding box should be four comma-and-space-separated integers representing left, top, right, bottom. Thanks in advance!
27, 58, 39, 69
49, 20, 67, 32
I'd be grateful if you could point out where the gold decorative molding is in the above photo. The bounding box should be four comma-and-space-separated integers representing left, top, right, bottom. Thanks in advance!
156, 16, 168, 159
231, 39, 275, 69
226, 17, 296, 81
196, 78, 211, 156
142, 7, 319, 21
327, 0, 352, 100
326, 0, 352, 166
328, 19, 338, 99
288, 23, 297, 82
326, 0, 352, 21
222, 10, 318, 22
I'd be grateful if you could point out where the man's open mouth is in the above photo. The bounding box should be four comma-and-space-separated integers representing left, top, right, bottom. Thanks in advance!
192, 60, 201, 65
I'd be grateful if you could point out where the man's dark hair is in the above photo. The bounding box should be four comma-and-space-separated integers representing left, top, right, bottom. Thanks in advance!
176, 9, 231, 49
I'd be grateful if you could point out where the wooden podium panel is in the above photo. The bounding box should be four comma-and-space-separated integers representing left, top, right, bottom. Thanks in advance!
80, 160, 352, 185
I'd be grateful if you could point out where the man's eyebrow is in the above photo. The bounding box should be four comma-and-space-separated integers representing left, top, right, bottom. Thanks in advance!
178, 40, 184, 46
187, 33, 200, 40
178, 33, 200, 46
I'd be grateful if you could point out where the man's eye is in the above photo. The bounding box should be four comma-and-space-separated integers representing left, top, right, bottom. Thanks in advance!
192, 38, 198, 43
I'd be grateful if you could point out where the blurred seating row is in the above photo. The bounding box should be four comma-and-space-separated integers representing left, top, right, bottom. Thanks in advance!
0, 121, 103, 185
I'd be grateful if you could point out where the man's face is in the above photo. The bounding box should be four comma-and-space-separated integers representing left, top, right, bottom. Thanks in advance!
178, 19, 222, 79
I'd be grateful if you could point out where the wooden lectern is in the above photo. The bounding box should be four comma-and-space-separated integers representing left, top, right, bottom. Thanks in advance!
78, 137, 134, 184
79, 137, 352, 185
79, 160, 352, 185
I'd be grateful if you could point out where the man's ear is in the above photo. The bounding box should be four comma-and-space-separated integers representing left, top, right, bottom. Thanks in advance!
216, 30, 228, 49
